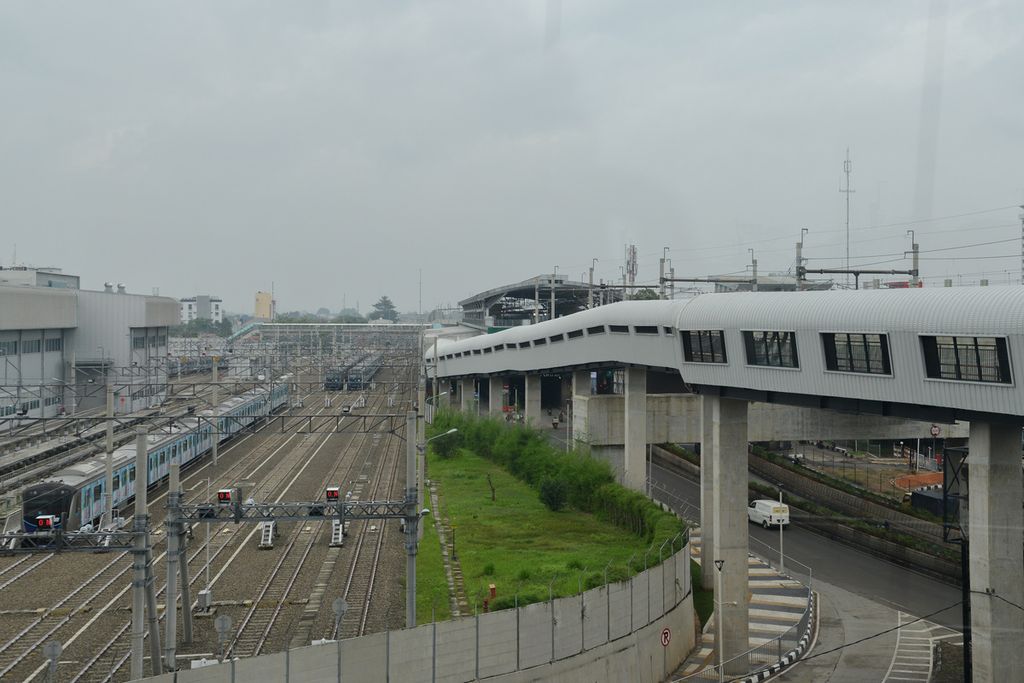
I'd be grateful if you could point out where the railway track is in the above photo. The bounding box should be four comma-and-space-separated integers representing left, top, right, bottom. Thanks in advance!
5, 389, 330, 682
227, 389, 392, 657
63, 381, 363, 680
336, 428, 403, 638
7, 359, 415, 681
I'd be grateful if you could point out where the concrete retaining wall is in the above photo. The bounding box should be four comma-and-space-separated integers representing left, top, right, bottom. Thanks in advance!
651, 446, 959, 581
144, 545, 695, 683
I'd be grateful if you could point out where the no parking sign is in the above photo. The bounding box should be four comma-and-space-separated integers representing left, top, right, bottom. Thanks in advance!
661, 627, 671, 647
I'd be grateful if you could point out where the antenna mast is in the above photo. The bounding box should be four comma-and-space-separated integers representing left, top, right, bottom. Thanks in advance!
840, 149, 855, 288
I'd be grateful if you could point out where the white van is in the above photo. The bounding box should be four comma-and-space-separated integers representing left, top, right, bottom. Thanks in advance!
747, 499, 790, 529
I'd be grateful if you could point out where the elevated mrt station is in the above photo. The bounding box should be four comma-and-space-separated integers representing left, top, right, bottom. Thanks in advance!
428, 287, 1024, 682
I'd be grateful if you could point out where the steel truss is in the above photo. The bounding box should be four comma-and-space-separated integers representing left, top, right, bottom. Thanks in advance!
0, 528, 137, 553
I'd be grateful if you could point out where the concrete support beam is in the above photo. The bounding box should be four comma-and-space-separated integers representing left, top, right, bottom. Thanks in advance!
623, 367, 647, 492
459, 378, 475, 414
572, 371, 591, 445
699, 396, 716, 591
968, 422, 1024, 682
488, 376, 504, 415
524, 374, 542, 425
709, 396, 750, 674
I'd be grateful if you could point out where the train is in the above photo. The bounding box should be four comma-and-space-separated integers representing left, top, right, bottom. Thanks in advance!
17, 374, 293, 539
345, 353, 382, 390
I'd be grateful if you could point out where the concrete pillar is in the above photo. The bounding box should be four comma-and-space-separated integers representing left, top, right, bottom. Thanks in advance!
623, 367, 647, 492
524, 374, 542, 425
699, 395, 716, 591
488, 376, 504, 415
968, 422, 1024, 682
709, 396, 750, 674
459, 378, 475, 413
571, 370, 590, 445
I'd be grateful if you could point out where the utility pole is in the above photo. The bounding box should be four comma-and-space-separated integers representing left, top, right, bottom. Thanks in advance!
1019, 205, 1024, 285
588, 258, 597, 308
211, 361, 219, 466
907, 230, 920, 286
748, 249, 758, 292
668, 263, 675, 300
131, 427, 162, 678
550, 266, 558, 321
840, 149, 855, 288
659, 247, 669, 299
796, 228, 808, 291
104, 382, 114, 525
405, 411, 419, 628
534, 280, 540, 324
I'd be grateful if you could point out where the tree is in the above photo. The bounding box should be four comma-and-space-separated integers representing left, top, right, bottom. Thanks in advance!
369, 295, 398, 321
333, 312, 367, 323
170, 318, 233, 338
631, 288, 660, 301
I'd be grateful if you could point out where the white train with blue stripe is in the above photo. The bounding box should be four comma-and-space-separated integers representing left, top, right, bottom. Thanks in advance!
20, 375, 292, 536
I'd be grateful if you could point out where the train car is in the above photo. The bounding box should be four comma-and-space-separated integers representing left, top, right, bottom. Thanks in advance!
324, 369, 345, 391
347, 353, 382, 390
18, 374, 292, 538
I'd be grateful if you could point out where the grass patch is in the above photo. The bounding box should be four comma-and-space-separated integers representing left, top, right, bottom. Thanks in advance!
691, 560, 714, 626
422, 446, 674, 613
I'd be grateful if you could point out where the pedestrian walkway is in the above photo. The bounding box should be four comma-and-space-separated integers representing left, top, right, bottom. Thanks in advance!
427, 482, 469, 617
882, 611, 963, 682
674, 528, 813, 680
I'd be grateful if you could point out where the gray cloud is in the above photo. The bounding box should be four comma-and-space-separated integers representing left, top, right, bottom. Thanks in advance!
1, 1, 1021, 313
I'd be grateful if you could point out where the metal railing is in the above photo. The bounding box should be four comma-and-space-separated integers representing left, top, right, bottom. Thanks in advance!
678, 602, 813, 681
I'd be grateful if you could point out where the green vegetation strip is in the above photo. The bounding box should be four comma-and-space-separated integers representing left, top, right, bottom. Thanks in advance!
416, 411, 686, 624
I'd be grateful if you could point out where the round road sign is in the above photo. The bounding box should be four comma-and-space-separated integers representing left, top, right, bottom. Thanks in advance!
930, 425, 941, 437
661, 628, 671, 647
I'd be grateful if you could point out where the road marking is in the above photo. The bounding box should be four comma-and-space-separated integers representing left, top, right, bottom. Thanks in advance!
882, 610, 963, 682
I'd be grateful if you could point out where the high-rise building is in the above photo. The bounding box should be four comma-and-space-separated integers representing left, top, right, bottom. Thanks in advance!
255, 291, 275, 320
180, 295, 223, 323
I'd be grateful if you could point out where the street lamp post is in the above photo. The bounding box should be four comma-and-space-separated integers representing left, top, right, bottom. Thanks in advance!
714, 559, 725, 683
778, 485, 785, 573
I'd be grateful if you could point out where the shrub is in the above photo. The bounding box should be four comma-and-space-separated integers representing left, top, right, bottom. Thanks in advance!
539, 477, 568, 511
482, 563, 495, 576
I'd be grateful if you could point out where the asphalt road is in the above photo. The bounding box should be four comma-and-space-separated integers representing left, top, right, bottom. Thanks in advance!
545, 421, 965, 680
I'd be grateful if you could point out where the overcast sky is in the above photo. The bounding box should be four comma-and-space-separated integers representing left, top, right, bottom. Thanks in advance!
2, 1, 1021, 314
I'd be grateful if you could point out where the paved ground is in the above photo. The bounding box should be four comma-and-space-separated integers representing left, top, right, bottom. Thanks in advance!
674, 529, 811, 680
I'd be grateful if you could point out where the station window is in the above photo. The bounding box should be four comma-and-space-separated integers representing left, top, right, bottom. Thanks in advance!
483, 347, 492, 354
22, 340, 41, 354
549, 334, 564, 343
921, 335, 1011, 384
681, 330, 728, 364
533, 338, 546, 346
518, 341, 530, 349
635, 326, 660, 335
743, 331, 799, 368
567, 330, 583, 339
45, 338, 63, 352
586, 325, 605, 335
822, 333, 891, 375
0, 341, 16, 356
609, 325, 630, 334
